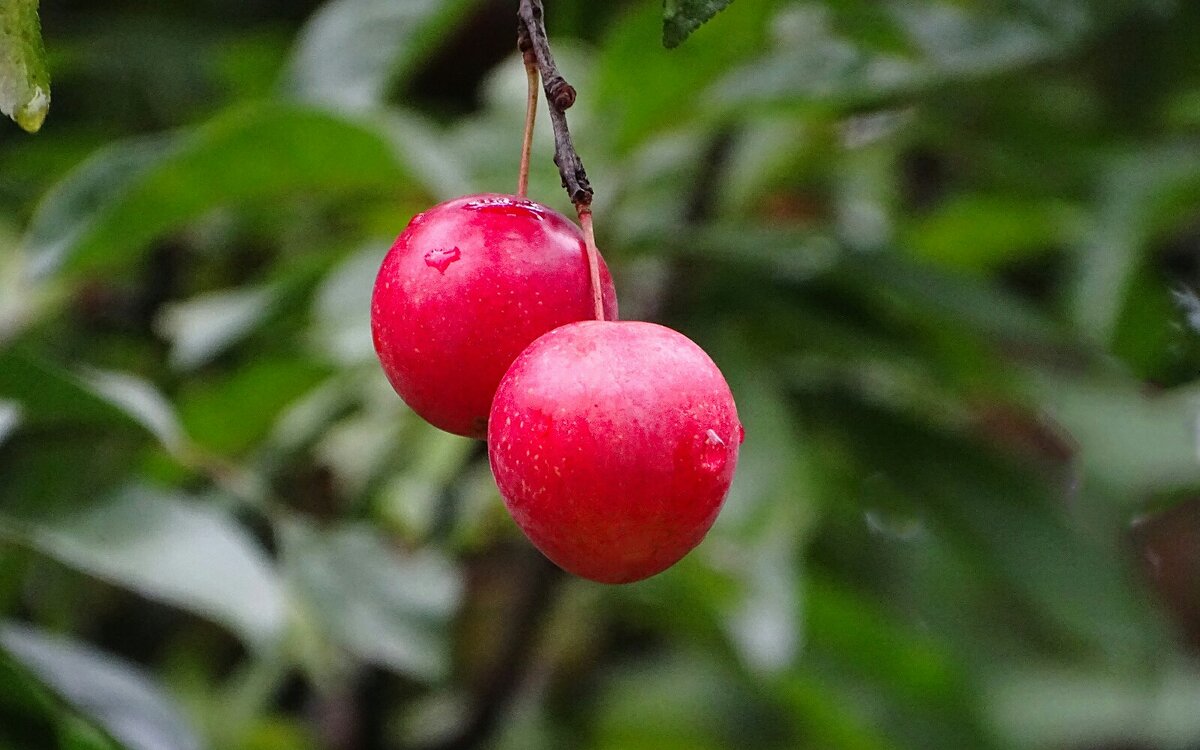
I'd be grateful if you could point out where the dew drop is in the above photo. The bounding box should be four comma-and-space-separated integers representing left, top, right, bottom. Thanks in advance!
735, 423, 746, 444
424, 246, 461, 273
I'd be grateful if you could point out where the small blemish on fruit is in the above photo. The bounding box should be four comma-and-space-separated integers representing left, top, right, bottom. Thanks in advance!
699, 429, 728, 472
424, 246, 461, 273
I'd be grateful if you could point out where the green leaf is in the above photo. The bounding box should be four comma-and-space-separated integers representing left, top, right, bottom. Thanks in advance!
844, 252, 1068, 350
0, 351, 143, 432
0, 352, 194, 463
708, 5, 926, 112
178, 355, 329, 455
2, 486, 285, 649
987, 665, 1200, 749
903, 195, 1074, 272
0, 647, 61, 745
1070, 145, 1200, 345
814, 398, 1159, 658
708, 1, 1109, 113
1032, 376, 1200, 495
20, 135, 176, 279
155, 285, 278, 371
22, 103, 409, 277
0, 623, 202, 750
598, 2, 770, 151
282, 0, 480, 111
79, 369, 187, 456
0, 0, 50, 132
663, 0, 736, 48
309, 241, 387, 365
282, 521, 462, 682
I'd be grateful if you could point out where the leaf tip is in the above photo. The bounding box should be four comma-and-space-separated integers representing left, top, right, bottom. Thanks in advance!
13, 85, 50, 133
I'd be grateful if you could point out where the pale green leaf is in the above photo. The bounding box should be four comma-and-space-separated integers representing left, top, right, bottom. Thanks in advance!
156, 285, 278, 371
22, 104, 409, 277
0, 623, 202, 750
282, 0, 480, 111
282, 521, 462, 681
3, 487, 285, 648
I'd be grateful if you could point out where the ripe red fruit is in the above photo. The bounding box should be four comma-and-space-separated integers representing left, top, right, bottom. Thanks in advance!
488, 320, 744, 584
371, 194, 618, 438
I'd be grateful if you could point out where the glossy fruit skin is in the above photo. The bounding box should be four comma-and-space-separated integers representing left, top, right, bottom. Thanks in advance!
488, 320, 743, 584
371, 194, 618, 438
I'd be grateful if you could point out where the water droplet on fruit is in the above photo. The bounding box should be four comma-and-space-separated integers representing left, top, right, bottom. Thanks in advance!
699, 429, 728, 472
424, 246, 461, 273
736, 423, 746, 444
463, 196, 546, 221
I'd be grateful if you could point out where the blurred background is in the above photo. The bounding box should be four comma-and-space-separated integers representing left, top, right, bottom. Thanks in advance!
2, 0, 1200, 748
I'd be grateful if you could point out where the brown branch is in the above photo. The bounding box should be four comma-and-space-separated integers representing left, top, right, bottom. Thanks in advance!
517, 0, 592, 208
415, 551, 565, 750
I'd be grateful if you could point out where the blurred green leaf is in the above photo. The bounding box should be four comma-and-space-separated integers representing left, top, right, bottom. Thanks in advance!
708, 0, 1119, 114
22, 104, 410, 276
79, 369, 186, 456
57, 715, 122, 750
804, 576, 964, 712
590, 652, 764, 750
20, 135, 176, 279
663, 0, 735, 49
709, 4, 923, 112
156, 286, 278, 371
597, 2, 771, 152
844, 252, 1068, 350
0, 647, 60, 746
0, 399, 20, 448
309, 241, 385, 365
811, 396, 1159, 659
1034, 376, 1200, 495
3, 486, 285, 649
1071, 145, 1200, 345
775, 673, 901, 750
0, 352, 142, 432
0, 0, 50, 133
282, 521, 462, 682
904, 195, 1073, 271
986, 665, 1200, 749
178, 355, 329, 455
281, 0, 480, 111
0, 623, 201, 750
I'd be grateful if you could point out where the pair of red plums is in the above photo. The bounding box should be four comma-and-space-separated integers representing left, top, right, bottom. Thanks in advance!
370, 194, 742, 583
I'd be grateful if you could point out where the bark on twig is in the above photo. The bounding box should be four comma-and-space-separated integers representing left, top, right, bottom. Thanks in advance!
517, 0, 592, 208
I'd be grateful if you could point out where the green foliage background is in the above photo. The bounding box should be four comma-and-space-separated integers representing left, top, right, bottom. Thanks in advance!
2, 0, 1200, 748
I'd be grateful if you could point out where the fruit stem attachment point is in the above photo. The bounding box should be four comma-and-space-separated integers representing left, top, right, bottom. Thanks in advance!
517, 26, 539, 198
517, 0, 592, 208
577, 207, 605, 321
518, 0, 601, 318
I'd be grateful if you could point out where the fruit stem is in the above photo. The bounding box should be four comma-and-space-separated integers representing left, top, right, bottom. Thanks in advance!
577, 207, 605, 321
517, 26, 539, 198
